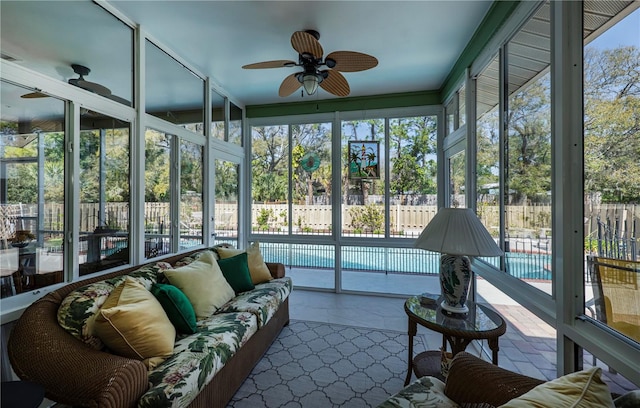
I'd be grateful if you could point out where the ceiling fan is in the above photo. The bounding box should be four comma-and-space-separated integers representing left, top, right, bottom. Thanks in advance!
22, 64, 130, 105
242, 30, 378, 98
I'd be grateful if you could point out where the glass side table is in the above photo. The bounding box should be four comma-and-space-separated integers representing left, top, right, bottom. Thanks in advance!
404, 292, 507, 385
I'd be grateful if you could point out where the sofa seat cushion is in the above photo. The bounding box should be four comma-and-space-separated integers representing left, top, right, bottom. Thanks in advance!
377, 376, 459, 408
139, 311, 258, 408
57, 262, 170, 348
217, 277, 292, 327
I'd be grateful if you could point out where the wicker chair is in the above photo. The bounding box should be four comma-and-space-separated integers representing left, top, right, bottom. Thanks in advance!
444, 352, 545, 406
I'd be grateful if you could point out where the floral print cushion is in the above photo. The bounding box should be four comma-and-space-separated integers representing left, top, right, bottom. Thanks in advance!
57, 262, 167, 347
217, 277, 292, 327
138, 311, 257, 408
377, 376, 460, 408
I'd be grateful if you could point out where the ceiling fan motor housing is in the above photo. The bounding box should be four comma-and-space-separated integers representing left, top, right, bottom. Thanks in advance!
71, 64, 91, 78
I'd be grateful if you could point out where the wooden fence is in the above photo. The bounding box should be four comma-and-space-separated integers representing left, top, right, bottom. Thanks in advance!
2, 201, 638, 245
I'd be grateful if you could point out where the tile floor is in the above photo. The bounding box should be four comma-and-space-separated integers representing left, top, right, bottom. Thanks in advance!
288, 276, 638, 397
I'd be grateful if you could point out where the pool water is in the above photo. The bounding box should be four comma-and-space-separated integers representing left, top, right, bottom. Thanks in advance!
261, 242, 553, 280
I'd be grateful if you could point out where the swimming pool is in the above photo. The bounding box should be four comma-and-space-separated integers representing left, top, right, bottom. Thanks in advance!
260, 242, 552, 280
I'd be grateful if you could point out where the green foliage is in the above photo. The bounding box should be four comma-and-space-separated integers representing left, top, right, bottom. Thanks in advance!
215, 161, 238, 200
584, 238, 599, 253
348, 205, 384, 233
145, 130, 171, 202
256, 208, 273, 230
180, 140, 203, 198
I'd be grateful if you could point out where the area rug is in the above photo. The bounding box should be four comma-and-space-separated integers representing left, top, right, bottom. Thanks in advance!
227, 320, 426, 408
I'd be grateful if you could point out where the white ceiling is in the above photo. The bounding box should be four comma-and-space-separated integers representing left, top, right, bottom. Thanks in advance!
110, 0, 493, 106
1, 0, 494, 109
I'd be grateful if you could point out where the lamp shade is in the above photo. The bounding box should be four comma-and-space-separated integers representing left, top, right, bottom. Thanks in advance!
414, 207, 503, 257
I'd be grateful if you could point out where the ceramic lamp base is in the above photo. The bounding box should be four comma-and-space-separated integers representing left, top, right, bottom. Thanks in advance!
440, 300, 469, 314
439, 254, 471, 314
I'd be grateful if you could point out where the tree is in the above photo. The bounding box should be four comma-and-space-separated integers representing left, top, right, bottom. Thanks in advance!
584, 46, 640, 203
251, 125, 288, 202
291, 123, 331, 204
476, 109, 500, 197
180, 140, 203, 197
506, 74, 552, 204
144, 130, 171, 202
43, 132, 65, 203
215, 161, 238, 200
389, 116, 438, 201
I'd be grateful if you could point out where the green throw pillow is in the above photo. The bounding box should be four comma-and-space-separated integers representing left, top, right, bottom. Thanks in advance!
217, 252, 255, 294
151, 283, 198, 334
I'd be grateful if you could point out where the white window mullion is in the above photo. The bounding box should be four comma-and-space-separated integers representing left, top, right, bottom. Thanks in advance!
551, 0, 584, 376
67, 101, 81, 282
170, 134, 180, 253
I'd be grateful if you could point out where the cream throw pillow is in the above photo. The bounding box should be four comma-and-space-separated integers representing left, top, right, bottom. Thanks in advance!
163, 251, 235, 319
499, 367, 615, 408
93, 277, 175, 368
216, 241, 273, 284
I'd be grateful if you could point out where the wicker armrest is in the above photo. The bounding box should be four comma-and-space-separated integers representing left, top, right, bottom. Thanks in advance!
444, 352, 545, 407
266, 262, 286, 279
8, 293, 148, 408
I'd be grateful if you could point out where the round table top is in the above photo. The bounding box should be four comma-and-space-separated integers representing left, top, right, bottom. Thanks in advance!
405, 293, 506, 339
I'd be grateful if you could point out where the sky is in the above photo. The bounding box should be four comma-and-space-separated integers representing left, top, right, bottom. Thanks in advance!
589, 8, 640, 50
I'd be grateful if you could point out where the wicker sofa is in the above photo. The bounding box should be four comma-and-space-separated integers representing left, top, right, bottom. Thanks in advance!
8, 247, 291, 408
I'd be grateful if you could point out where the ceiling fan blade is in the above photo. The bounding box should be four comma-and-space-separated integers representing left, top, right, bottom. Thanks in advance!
242, 60, 296, 69
106, 94, 131, 106
291, 31, 323, 59
279, 73, 302, 97
21, 92, 49, 99
320, 71, 350, 97
326, 51, 379, 72
69, 79, 112, 96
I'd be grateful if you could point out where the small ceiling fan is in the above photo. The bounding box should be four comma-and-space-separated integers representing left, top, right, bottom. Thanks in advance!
242, 30, 378, 98
67, 64, 112, 96
22, 64, 129, 105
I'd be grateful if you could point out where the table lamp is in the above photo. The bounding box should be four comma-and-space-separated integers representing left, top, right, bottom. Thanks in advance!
414, 207, 503, 314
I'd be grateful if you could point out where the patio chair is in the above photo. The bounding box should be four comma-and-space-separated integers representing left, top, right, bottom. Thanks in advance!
588, 256, 640, 343
0, 248, 20, 297
33, 247, 64, 289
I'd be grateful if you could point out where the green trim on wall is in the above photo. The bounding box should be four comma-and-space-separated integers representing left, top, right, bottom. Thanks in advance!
441, 0, 520, 100
246, 90, 440, 118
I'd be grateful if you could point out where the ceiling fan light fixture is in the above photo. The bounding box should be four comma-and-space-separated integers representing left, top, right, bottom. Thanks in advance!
302, 73, 321, 95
